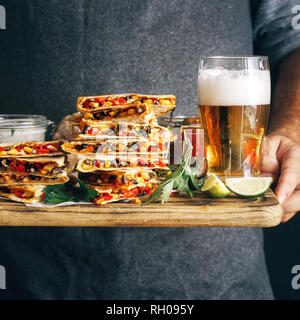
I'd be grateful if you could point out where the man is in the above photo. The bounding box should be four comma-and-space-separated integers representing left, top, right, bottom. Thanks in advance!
0, 0, 299, 299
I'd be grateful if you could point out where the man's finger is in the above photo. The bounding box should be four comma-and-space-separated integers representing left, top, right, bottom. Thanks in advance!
282, 212, 297, 223
260, 136, 280, 181
279, 189, 300, 215
275, 147, 300, 203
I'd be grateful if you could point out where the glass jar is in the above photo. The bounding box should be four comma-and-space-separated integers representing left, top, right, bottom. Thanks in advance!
158, 115, 205, 168
158, 115, 185, 164
0, 114, 52, 143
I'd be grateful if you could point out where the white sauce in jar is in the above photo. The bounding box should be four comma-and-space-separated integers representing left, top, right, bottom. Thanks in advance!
0, 115, 51, 143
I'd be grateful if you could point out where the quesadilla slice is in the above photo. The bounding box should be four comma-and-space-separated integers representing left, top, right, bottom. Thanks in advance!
77, 155, 169, 172
77, 93, 176, 118
0, 173, 69, 186
81, 104, 158, 125
61, 139, 169, 156
91, 182, 159, 205
78, 120, 174, 141
0, 156, 67, 177
0, 185, 45, 204
0, 141, 63, 157
53, 115, 174, 142
79, 170, 158, 189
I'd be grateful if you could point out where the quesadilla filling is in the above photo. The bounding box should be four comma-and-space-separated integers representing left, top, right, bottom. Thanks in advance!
0, 141, 63, 157
62, 140, 169, 155
0, 186, 43, 202
79, 170, 157, 187
80, 122, 152, 139
78, 157, 168, 171
82, 104, 154, 121
93, 183, 159, 205
0, 158, 65, 176
0, 174, 69, 185
80, 122, 174, 142
79, 94, 175, 111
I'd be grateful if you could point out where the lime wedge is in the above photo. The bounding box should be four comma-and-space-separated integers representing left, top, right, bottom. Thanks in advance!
225, 177, 273, 197
201, 174, 230, 198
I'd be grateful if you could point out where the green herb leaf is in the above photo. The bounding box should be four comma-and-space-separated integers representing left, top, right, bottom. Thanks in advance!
78, 179, 98, 203
161, 180, 174, 204
43, 183, 76, 204
142, 131, 206, 205
43, 180, 98, 204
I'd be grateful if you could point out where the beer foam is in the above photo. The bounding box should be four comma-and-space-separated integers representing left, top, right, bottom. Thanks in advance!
198, 69, 270, 106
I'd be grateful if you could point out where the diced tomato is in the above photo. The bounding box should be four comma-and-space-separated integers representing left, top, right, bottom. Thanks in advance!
86, 145, 94, 153
123, 188, 139, 199
12, 190, 25, 199
88, 127, 100, 135
15, 146, 22, 152
83, 100, 91, 109
112, 97, 127, 105
0, 147, 5, 152
95, 160, 101, 168
114, 179, 120, 186
159, 161, 167, 167
100, 194, 113, 201
36, 148, 50, 154
148, 163, 156, 168
152, 97, 158, 101
140, 186, 152, 195
95, 98, 106, 106
118, 97, 127, 105
16, 165, 26, 173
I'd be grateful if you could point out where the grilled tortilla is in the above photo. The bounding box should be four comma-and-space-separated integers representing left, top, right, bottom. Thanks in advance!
61, 139, 169, 156
81, 104, 158, 125
79, 170, 158, 189
0, 141, 63, 157
91, 182, 159, 205
78, 120, 174, 141
53, 115, 174, 141
0, 173, 69, 186
77, 93, 176, 118
77, 155, 169, 172
0, 185, 45, 204
0, 156, 67, 177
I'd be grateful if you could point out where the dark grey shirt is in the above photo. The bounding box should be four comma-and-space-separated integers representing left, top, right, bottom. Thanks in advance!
0, 0, 299, 299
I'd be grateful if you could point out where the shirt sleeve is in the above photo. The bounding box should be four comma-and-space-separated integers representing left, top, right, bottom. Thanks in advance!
252, 0, 300, 69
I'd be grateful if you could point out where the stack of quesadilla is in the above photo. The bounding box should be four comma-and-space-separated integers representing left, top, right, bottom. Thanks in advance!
58, 93, 176, 204
0, 140, 68, 203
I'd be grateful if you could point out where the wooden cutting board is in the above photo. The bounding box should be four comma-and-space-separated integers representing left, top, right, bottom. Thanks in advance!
0, 190, 282, 227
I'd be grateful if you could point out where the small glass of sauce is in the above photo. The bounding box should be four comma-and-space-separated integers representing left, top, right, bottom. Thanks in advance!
0, 114, 52, 143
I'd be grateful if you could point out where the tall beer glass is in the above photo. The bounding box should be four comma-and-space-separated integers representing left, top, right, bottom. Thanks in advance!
198, 56, 270, 177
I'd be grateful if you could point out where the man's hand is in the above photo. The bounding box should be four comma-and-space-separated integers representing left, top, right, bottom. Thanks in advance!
260, 135, 300, 222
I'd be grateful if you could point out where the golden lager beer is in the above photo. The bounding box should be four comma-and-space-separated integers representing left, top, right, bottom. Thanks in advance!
198, 57, 271, 176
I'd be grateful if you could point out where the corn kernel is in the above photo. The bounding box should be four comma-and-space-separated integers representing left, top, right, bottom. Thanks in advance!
159, 99, 172, 106
89, 102, 99, 108
7, 148, 19, 155
23, 147, 33, 154
128, 108, 135, 115
83, 112, 94, 119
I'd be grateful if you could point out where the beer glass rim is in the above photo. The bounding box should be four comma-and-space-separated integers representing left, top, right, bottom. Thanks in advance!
199, 55, 268, 60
